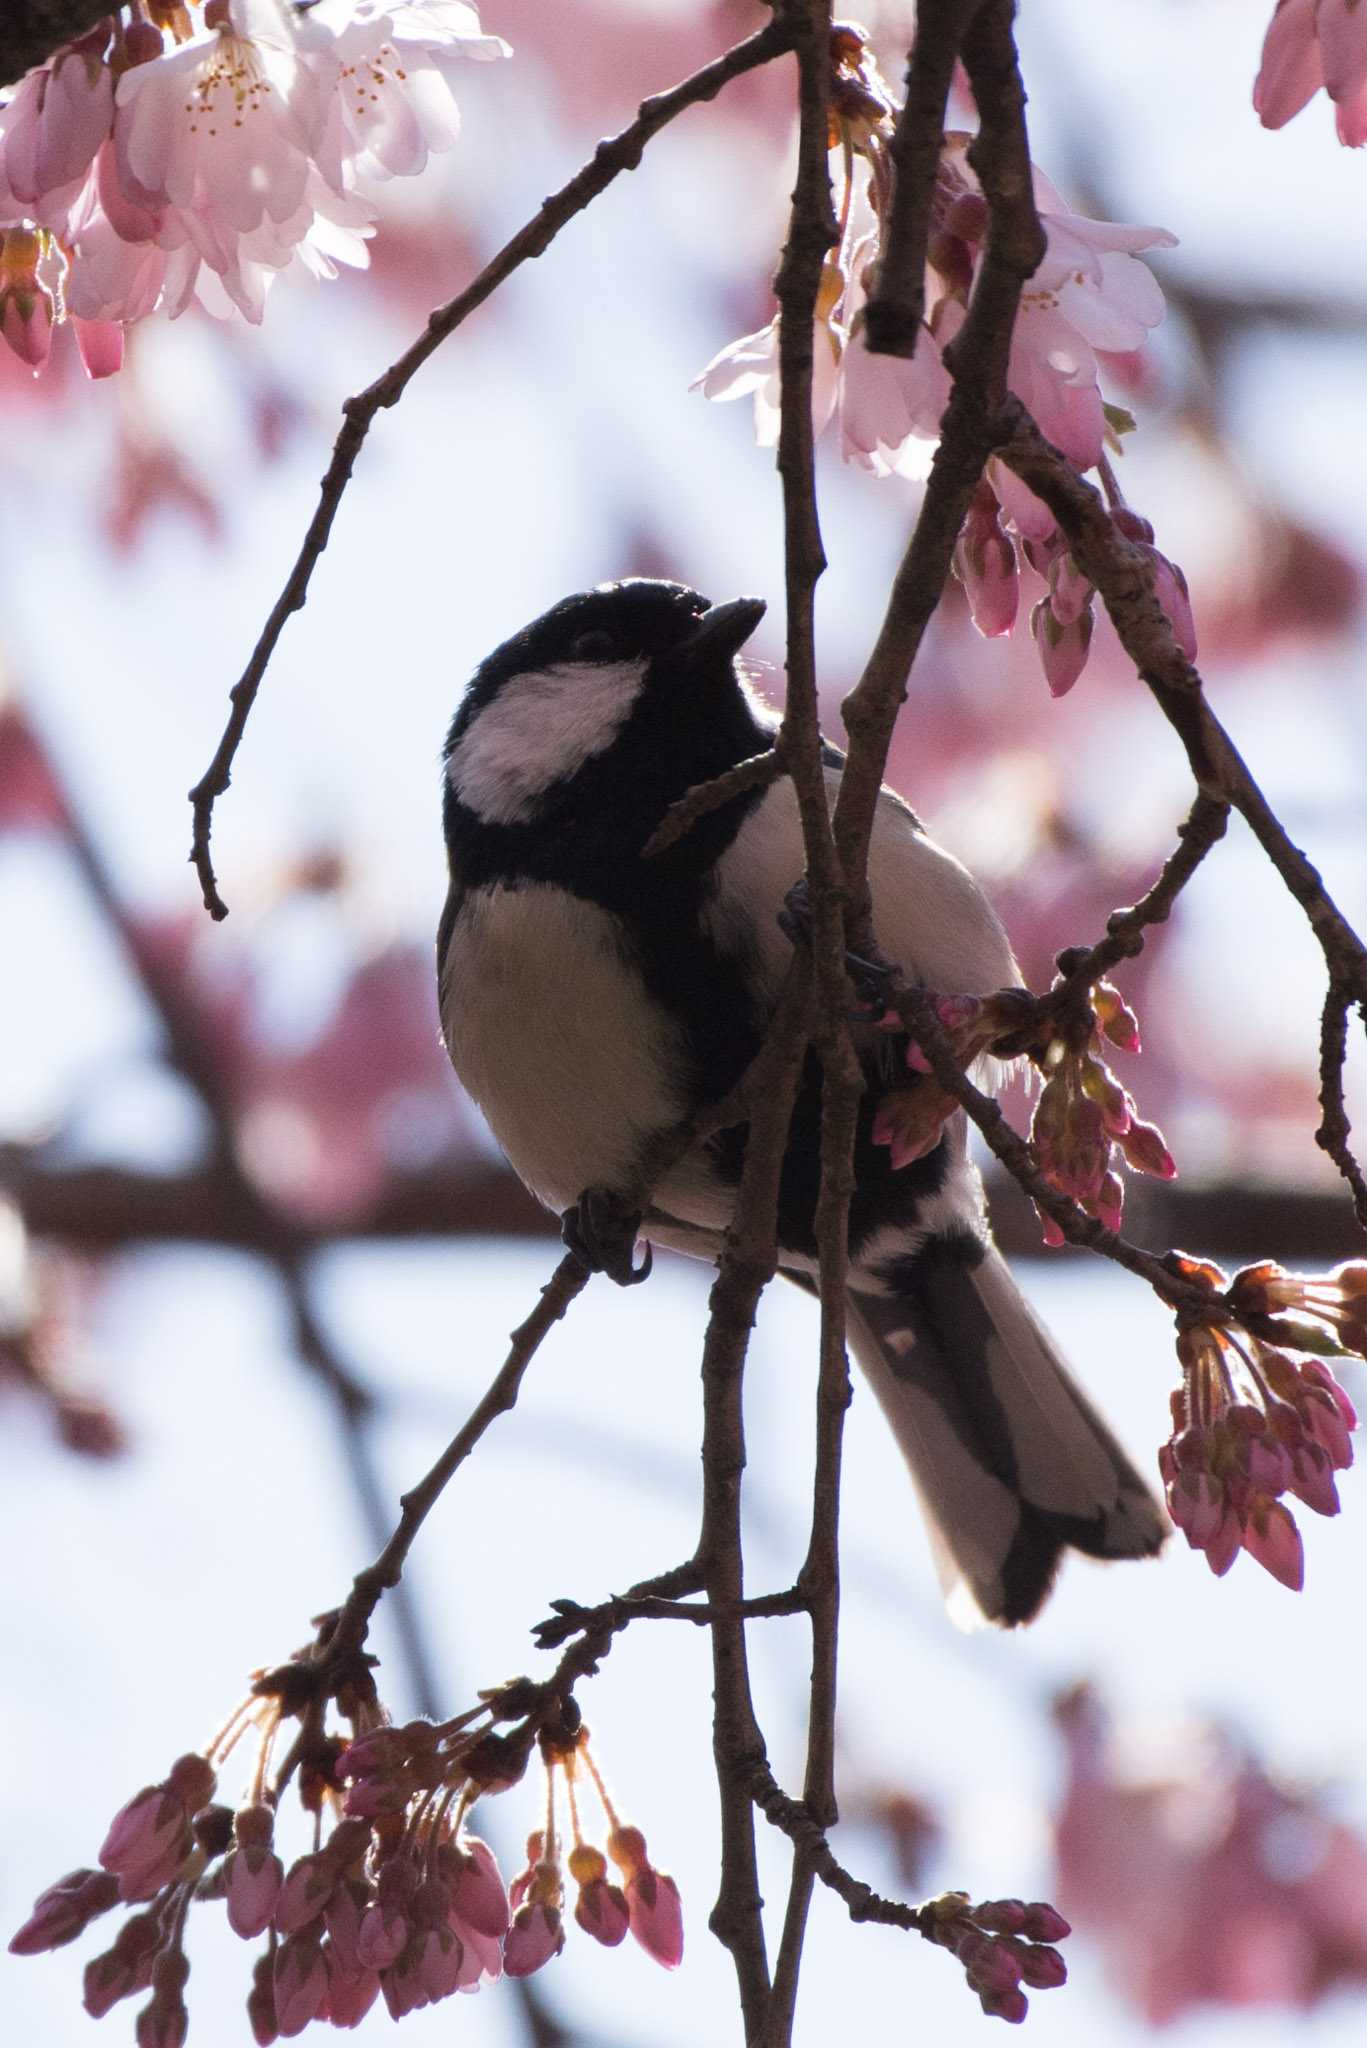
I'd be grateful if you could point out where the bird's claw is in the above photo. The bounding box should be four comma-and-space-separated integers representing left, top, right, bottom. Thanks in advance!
562, 1187, 653, 1287
779, 877, 895, 1014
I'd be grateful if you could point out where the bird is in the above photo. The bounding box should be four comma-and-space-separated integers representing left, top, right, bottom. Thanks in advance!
437, 576, 1166, 1626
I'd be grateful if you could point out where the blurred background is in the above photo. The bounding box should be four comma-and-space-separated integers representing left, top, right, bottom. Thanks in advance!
3, 0, 1367, 2042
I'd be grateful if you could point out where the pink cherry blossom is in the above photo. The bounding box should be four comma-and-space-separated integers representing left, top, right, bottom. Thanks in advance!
0, 39, 114, 222
690, 308, 842, 450
114, 0, 323, 236
306, 0, 510, 188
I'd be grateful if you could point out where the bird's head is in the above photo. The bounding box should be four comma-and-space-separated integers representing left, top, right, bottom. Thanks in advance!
443, 578, 768, 834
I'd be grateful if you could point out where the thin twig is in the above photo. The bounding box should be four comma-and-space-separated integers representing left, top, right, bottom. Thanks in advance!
531, 1586, 809, 1652
747, 1759, 932, 1933
322, 1255, 588, 1667
1316, 982, 1367, 1229
1048, 791, 1230, 998
187, 13, 797, 919
999, 408, 1367, 1006
642, 746, 788, 858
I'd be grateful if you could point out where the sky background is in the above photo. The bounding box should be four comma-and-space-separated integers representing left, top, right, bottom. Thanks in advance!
3, 1, 1367, 2043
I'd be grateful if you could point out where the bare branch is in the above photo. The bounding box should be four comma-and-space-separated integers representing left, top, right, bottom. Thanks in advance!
187, 13, 797, 919
320, 1253, 588, 1670
1316, 982, 1367, 1228
642, 746, 788, 858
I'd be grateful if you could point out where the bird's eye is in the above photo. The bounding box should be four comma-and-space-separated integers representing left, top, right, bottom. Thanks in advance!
570, 629, 618, 662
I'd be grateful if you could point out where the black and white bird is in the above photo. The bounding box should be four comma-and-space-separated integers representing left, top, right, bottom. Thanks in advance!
437, 577, 1165, 1626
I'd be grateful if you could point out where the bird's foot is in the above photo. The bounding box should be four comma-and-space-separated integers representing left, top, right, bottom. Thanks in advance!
778, 877, 895, 1014
562, 1187, 653, 1288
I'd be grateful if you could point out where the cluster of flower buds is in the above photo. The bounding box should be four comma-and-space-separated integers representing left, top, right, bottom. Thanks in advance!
1028, 977, 1175, 1241
491, 1722, 683, 1978
868, 977, 1173, 1246
1161, 1254, 1363, 1590
920, 1892, 1070, 2024
10, 1645, 680, 2041
695, 23, 1190, 698
963, 472, 1197, 698
0, 0, 509, 376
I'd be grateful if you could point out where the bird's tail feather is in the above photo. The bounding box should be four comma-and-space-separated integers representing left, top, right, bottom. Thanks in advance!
847, 1233, 1166, 1627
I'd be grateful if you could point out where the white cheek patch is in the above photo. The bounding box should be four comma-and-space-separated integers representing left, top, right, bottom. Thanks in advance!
448, 658, 648, 825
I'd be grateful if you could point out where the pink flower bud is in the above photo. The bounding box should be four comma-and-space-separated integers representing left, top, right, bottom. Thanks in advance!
626, 1866, 684, 1969
417, 1924, 464, 2002
575, 1876, 631, 1946
1046, 551, 1093, 628
246, 1953, 277, 2046
10, 1868, 120, 1954
972, 1899, 1027, 1936
321, 1946, 379, 2026
1030, 596, 1094, 698
225, 1843, 284, 1939
1204, 1504, 1243, 1577
444, 1835, 509, 1938
274, 1852, 335, 1934
135, 1995, 188, 2048
978, 1983, 1029, 2022
954, 510, 1019, 638
355, 1901, 407, 1971
99, 1788, 187, 1881
1241, 1498, 1305, 1590
503, 1902, 564, 1977
1019, 1943, 1067, 1989
960, 1930, 1022, 1993
1120, 1117, 1177, 1180
273, 1933, 327, 2038
84, 1948, 149, 2019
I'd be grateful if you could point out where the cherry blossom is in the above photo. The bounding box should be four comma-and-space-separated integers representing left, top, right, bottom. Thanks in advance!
692, 25, 1183, 702
0, 0, 509, 372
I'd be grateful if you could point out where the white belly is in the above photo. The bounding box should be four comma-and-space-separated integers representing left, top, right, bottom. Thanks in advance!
440, 882, 692, 1213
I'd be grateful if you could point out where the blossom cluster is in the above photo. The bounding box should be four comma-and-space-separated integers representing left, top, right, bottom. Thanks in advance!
10, 1648, 680, 2042
692, 24, 1192, 698
920, 1891, 1070, 2025
1255, 0, 1367, 145
869, 977, 1176, 1245
0, 0, 508, 376
1161, 1254, 1363, 1590
1025, 977, 1176, 1242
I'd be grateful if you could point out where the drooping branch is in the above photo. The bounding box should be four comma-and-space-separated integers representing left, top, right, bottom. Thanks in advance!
187, 12, 798, 919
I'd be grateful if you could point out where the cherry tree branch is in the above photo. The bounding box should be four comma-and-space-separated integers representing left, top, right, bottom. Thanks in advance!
834, 0, 1045, 912
766, 4, 858, 2033
187, 12, 797, 920
860, 0, 988, 355
321, 1254, 588, 1671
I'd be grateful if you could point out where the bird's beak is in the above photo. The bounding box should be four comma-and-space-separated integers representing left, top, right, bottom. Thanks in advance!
676, 596, 767, 667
